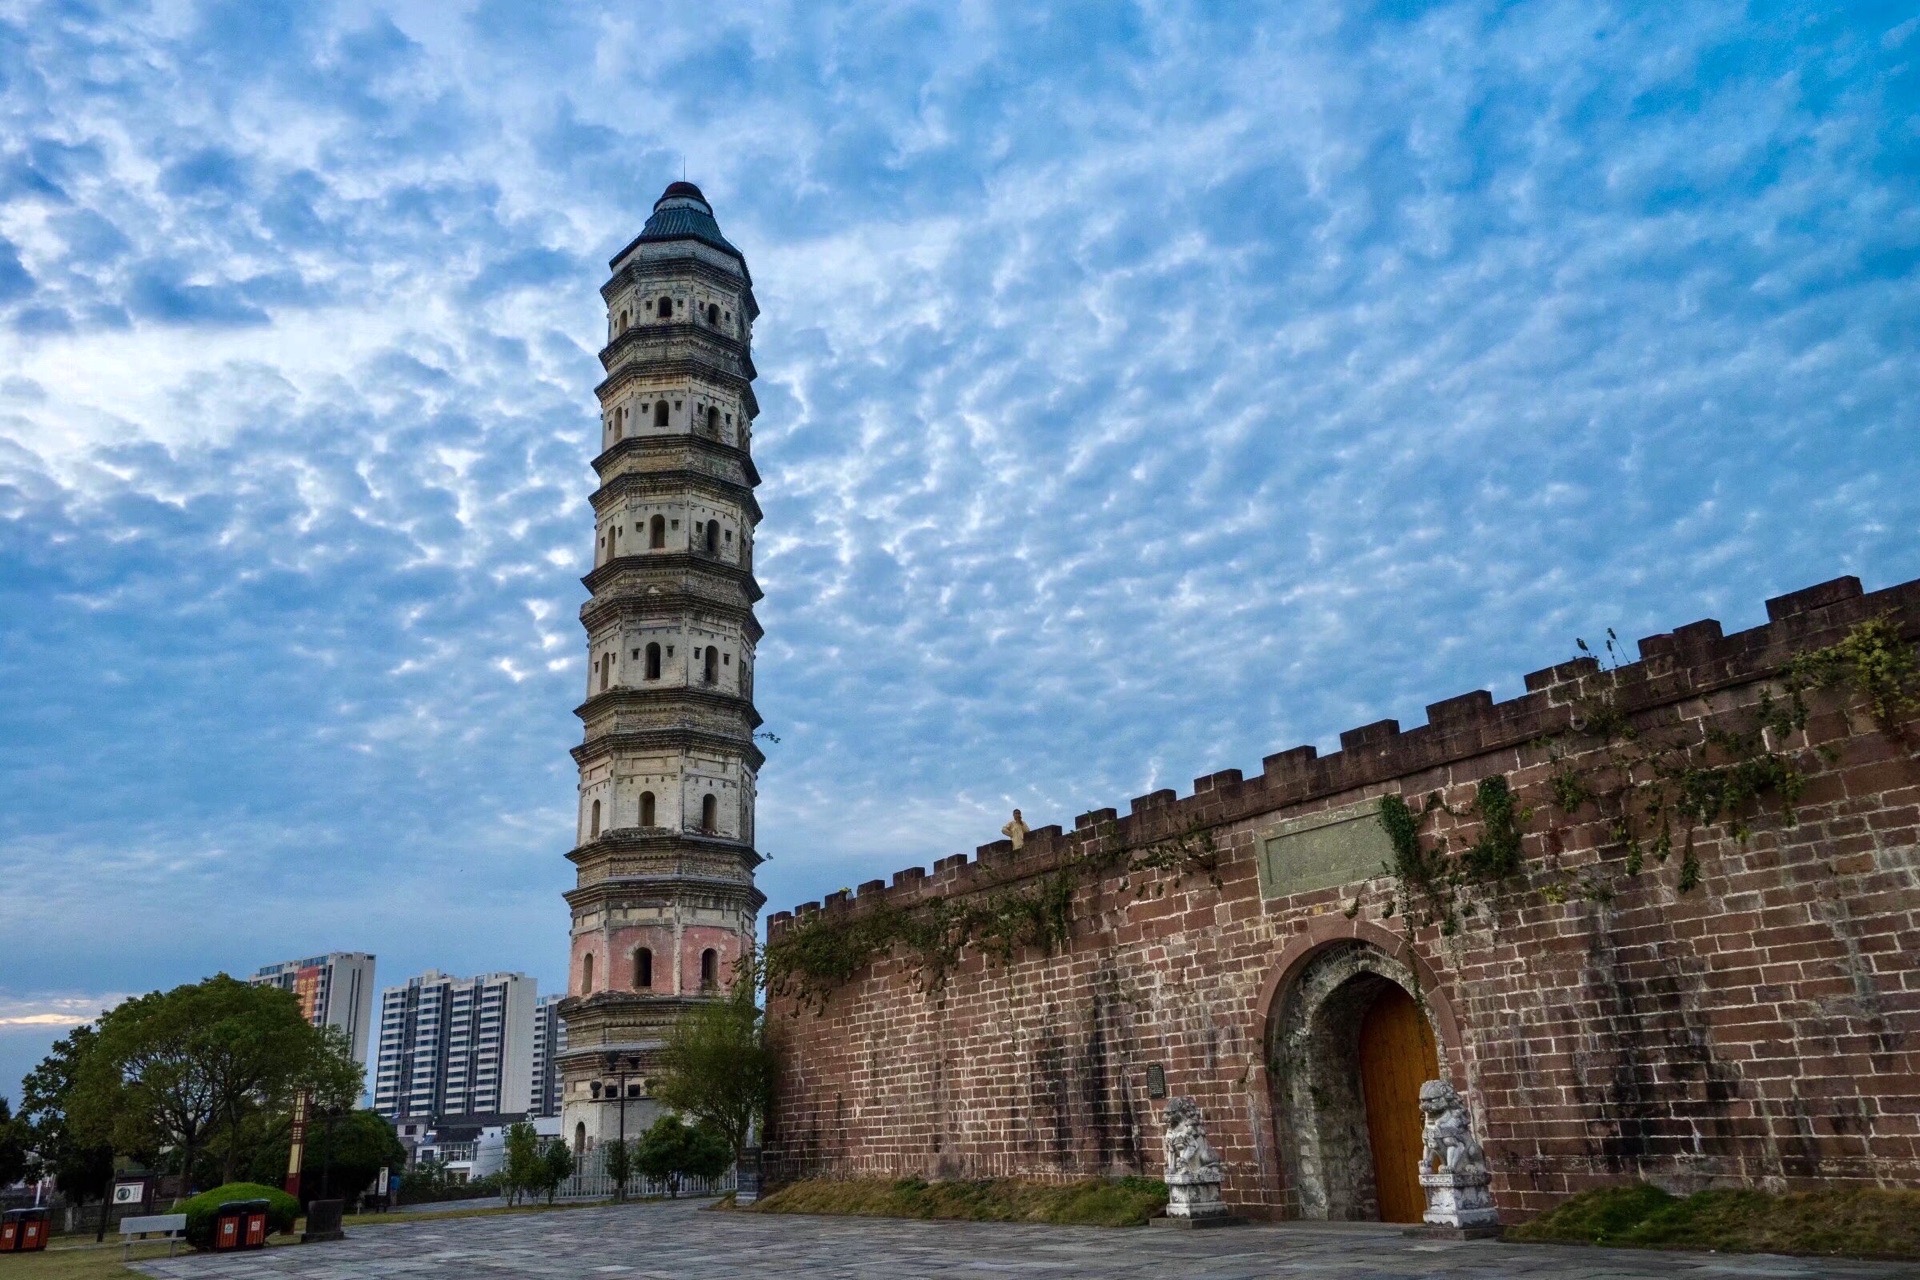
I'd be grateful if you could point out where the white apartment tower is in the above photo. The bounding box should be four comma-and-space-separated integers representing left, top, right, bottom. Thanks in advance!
371, 971, 536, 1122
558, 182, 765, 1153
531, 994, 568, 1118
251, 952, 377, 1066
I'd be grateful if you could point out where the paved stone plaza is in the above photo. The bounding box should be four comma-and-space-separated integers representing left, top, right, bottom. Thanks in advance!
131, 1199, 1920, 1280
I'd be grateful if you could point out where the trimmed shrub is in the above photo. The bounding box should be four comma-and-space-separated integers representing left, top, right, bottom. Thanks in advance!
179, 1181, 301, 1249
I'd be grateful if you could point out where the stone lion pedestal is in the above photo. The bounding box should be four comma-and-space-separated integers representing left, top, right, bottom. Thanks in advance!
1406, 1080, 1503, 1240
1152, 1098, 1243, 1229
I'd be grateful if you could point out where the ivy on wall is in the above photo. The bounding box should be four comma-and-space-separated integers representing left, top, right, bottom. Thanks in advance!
1378, 776, 1529, 935
765, 827, 1218, 1007
1377, 615, 1920, 932
768, 618, 1918, 1000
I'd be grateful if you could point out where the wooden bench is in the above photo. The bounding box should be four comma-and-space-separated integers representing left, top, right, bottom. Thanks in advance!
120, 1212, 187, 1260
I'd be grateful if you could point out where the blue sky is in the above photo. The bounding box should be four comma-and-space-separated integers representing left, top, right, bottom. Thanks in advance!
2, 1, 1917, 1101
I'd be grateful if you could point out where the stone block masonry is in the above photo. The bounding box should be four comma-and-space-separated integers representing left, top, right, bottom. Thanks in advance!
763, 573, 1920, 1222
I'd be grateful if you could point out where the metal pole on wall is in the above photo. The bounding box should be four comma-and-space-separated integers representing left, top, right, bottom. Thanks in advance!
284, 1091, 309, 1200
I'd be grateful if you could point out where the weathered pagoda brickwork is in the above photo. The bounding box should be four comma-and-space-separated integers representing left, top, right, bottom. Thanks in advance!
764, 574, 1920, 1222
558, 182, 764, 1154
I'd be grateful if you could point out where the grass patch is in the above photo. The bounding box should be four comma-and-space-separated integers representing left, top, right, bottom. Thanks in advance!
747, 1176, 1169, 1227
350, 1198, 614, 1227
2, 1200, 645, 1278
6, 1240, 195, 1280
1509, 1184, 1920, 1259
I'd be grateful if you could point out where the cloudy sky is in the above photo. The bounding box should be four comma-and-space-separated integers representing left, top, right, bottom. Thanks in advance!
2, 0, 1917, 1100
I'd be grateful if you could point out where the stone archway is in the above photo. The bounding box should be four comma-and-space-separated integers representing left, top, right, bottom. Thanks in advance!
1266, 939, 1440, 1221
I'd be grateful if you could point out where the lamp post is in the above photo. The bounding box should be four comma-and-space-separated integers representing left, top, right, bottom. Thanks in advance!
615, 1057, 636, 1199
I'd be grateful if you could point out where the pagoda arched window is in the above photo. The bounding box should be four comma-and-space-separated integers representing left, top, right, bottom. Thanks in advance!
700, 793, 717, 833
644, 643, 661, 680
649, 515, 666, 548
639, 790, 656, 825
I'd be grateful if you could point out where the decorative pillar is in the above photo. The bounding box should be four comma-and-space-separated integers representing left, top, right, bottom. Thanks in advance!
283, 1090, 308, 1199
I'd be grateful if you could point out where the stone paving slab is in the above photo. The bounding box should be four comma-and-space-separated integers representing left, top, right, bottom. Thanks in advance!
131, 1199, 1920, 1280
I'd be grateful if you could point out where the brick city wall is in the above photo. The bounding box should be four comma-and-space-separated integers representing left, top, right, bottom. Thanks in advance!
762, 575, 1920, 1220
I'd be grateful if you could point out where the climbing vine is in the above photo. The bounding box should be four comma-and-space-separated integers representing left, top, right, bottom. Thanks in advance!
764, 825, 1219, 1007
1377, 776, 1528, 936
1377, 615, 1919, 930
1781, 615, 1920, 742
770, 619, 1917, 992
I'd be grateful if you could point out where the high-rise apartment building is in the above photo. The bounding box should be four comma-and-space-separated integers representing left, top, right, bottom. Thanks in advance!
371, 971, 536, 1122
251, 952, 377, 1066
530, 994, 568, 1118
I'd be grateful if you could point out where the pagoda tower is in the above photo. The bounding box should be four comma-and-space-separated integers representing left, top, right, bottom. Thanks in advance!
557, 182, 764, 1155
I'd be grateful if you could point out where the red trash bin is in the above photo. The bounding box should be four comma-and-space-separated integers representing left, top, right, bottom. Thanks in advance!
243, 1203, 269, 1248
3, 1208, 51, 1252
213, 1202, 247, 1251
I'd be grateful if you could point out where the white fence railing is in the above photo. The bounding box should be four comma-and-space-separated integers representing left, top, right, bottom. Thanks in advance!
552, 1145, 736, 1201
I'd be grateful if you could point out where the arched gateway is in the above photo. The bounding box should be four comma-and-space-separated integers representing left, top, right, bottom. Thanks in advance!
1262, 927, 1449, 1223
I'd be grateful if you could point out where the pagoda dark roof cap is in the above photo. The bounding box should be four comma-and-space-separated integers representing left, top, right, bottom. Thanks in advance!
609, 182, 748, 279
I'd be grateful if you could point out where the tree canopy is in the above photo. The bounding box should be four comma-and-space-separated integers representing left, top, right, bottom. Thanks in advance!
502, 1121, 542, 1206
634, 1114, 730, 1193
0, 1097, 28, 1188
248, 1108, 404, 1203
17, 1024, 119, 1212
652, 952, 778, 1162
65, 975, 363, 1191
603, 1136, 634, 1200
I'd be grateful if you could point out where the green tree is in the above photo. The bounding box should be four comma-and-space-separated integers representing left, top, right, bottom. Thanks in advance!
603, 1136, 634, 1202
410, 1153, 451, 1194
682, 1121, 731, 1183
635, 1115, 690, 1193
19, 1024, 122, 1239
502, 1121, 541, 1206
246, 1109, 404, 1204
652, 950, 779, 1163
0, 1097, 28, 1188
73, 976, 362, 1192
538, 1140, 574, 1205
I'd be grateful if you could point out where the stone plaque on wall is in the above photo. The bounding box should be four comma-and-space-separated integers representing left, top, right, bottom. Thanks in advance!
1258, 801, 1395, 900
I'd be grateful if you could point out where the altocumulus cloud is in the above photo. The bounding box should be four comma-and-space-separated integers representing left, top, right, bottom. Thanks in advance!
1, 0, 1918, 1098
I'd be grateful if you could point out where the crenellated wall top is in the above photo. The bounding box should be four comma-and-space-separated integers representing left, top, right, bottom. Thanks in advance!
766, 573, 1920, 933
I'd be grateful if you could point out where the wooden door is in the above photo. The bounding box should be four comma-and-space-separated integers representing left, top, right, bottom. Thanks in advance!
1358, 984, 1439, 1223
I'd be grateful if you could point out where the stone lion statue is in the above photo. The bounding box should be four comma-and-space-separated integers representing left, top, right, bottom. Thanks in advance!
1419, 1079, 1484, 1174
1162, 1097, 1223, 1179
